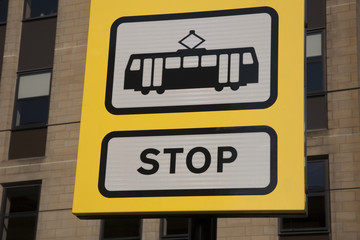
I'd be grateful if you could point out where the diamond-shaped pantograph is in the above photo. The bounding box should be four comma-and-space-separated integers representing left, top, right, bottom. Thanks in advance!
179, 30, 205, 49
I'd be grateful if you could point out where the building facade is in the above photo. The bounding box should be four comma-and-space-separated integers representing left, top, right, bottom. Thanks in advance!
0, 0, 359, 239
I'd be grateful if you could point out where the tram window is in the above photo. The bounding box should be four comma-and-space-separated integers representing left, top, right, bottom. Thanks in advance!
165, 57, 181, 69
243, 52, 254, 65
183, 56, 199, 68
130, 59, 141, 71
201, 55, 217, 67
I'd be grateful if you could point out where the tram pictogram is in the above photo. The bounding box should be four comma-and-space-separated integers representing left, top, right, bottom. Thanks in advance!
124, 31, 259, 95
105, 7, 278, 114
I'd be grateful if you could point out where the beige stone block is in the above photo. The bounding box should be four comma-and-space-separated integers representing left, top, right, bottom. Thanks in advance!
245, 226, 264, 236
250, 218, 270, 226
342, 201, 360, 211
343, 221, 360, 232
335, 191, 356, 201
336, 212, 357, 222
218, 226, 246, 237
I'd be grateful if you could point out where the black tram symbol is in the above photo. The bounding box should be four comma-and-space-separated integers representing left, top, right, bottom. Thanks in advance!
124, 31, 259, 95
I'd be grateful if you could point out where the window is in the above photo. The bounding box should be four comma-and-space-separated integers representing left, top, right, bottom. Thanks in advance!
0, 0, 8, 84
183, 56, 199, 68
8, 72, 51, 159
161, 218, 190, 240
165, 57, 181, 69
279, 156, 330, 239
14, 72, 51, 128
161, 217, 216, 240
130, 59, 141, 71
306, 0, 327, 130
23, 0, 58, 19
307, 33, 323, 92
18, 17, 57, 71
243, 52, 254, 65
101, 218, 142, 240
306, 31, 327, 130
0, 182, 41, 240
0, 0, 9, 23
10, 0, 57, 159
201, 55, 216, 67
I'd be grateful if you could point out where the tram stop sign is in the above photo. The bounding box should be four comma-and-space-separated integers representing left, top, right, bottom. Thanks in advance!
73, 0, 305, 217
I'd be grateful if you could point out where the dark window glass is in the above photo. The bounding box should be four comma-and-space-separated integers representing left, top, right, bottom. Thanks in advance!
307, 59, 323, 93
6, 186, 40, 213
307, 95, 327, 130
0, 183, 41, 240
24, 0, 58, 19
282, 196, 326, 230
0, 0, 9, 23
306, 0, 326, 30
307, 161, 325, 191
0, 25, 5, 83
102, 218, 141, 239
161, 218, 190, 240
280, 157, 329, 237
18, 18, 57, 71
9, 127, 47, 159
16, 96, 50, 126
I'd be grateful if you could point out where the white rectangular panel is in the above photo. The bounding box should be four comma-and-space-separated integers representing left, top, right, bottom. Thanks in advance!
153, 58, 163, 87
219, 54, 228, 83
230, 53, 240, 83
142, 58, 152, 87
99, 126, 277, 197
105, 8, 278, 114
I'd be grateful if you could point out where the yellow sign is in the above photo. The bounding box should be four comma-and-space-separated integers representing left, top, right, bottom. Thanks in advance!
73, 0, 305, 217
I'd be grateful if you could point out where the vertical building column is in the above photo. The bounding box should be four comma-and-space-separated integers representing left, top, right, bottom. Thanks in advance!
0, 0, 23, 160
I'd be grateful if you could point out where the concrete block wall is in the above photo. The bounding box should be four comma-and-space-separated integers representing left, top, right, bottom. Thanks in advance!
0, 0, 99, 239
307, 1, 360, 240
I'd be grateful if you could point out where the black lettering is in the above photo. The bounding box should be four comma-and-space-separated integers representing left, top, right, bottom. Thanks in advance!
164, 148, 184, 174
186, 147, 211, 174
217, 146, 237, 172
137, 148, 160, 175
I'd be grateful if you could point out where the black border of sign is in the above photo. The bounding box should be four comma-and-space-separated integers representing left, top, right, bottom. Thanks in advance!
105, 7, 279, 115
98, 126, 277, 198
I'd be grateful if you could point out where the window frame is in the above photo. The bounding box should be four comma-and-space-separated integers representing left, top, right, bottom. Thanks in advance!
306, 30, 326, 96
99, 218, 142, 240
306, 29, 327, 130
22, 0, 58, 21
305, 0, 327, 131
160, 218, 191, 240
0, 181, 41, 240
279, 155, 330, 236
12, 69, 52, 130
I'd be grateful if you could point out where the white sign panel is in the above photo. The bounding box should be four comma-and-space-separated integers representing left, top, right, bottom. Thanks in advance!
105, 7, 278, 114
99, 126, 277, 197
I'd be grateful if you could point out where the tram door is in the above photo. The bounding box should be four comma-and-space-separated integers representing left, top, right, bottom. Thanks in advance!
142, 58, 163, 89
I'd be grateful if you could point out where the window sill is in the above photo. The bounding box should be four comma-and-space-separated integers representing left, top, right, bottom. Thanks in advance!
8, 155, 46, 161
279, 230, 329, 236
306, 128, 328, 132
22, 14, 57, 22
12, 124, 48, 131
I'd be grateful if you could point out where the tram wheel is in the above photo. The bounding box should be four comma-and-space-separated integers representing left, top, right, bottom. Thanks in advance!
215, 86, 223, 92
156, 89, 165, 94
141, 89, 150, 95
231, 85, 240, 91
